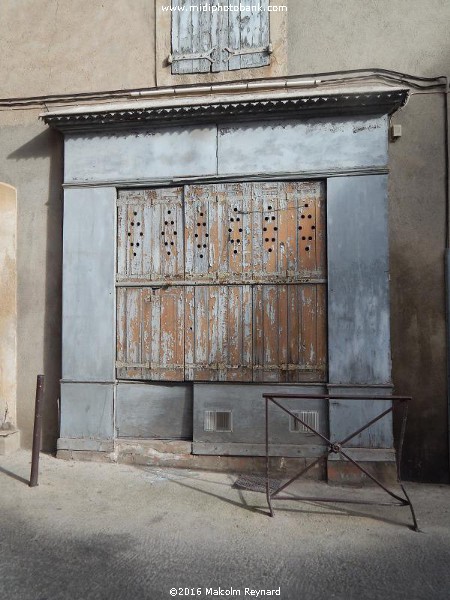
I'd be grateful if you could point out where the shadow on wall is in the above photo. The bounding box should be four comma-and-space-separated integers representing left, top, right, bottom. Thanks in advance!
8, 127, 63, 453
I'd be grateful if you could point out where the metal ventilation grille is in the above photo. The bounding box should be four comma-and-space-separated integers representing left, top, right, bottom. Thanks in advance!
204, 410, 232, 432
290, 410, 319, 434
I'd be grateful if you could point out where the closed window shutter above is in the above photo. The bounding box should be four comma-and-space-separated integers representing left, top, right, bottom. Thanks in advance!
170, 0, 271, 74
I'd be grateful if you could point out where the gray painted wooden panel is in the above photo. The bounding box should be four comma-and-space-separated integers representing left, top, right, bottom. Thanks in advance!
60, 383, 114, 439
211, 0, 229, 72
171, 0, 269, 73
238, 0, 270, 69
62, 187, 116, 380
327, 175, 391, 384
64, 126, 217, 183
172, 0, 194, 74
218, 116, 388, 175
116, 382, 193, 439
193, 383, 328, 445
328, 387, 393, 449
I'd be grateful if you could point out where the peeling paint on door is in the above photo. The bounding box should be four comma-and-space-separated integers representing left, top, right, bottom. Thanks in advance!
116, 181, 327, 382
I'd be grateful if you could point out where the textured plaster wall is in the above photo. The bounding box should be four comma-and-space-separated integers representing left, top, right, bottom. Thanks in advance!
288, 0, 450, 77
0, 184, 17, 430
0, 110, 62, 451
0, 0, 155, 97
389, 95, 448, 482
287, 3, 450, 482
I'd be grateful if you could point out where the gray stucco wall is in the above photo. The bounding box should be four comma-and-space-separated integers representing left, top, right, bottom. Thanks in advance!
288, 0, 450, 77
389, 94, 448, 482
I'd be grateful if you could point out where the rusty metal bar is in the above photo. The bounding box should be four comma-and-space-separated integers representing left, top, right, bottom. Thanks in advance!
272, 454, 327, 497
265, 397, 273, 517
264, 393, 419, 531
29, 374, 44, 488
338, 406, 393, 446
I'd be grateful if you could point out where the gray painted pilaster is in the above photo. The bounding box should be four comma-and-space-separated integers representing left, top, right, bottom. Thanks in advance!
327, 175, 393, 448
60, 187, 116, 449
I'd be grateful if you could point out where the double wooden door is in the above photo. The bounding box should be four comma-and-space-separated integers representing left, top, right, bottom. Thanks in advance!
116, 181, 327, 382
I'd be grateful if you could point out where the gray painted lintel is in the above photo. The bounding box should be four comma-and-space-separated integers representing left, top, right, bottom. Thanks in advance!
61, 167, 389, 190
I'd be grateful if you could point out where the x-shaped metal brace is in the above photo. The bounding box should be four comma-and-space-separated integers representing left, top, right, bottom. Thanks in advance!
263, 394, 419, 531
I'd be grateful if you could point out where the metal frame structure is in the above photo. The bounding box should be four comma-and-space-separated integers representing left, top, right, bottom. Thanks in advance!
264, 393, 419, 531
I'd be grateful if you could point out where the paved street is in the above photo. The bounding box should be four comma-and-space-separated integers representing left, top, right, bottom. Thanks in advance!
1, 450, 449, 600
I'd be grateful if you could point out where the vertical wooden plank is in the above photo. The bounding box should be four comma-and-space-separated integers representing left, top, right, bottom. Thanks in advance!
212, 0, 229, 72
175, 0, 194, 74
213, 185, 228, 277
300, 284, 316, 372
252, 284, 263, 382
199, 2, 213, 72
116, 287, 127, 379
278, 284, 288, 383
287, 284, 300, 383
227, 182, 245, 276
184, 285, 195, 380
184, 184, 195, 279
185, 185, 210, 280
171, 0, 181, 74
191, 3, 205, 73
263, 285, 280, 382
150, 289, 162, 381
208, 184, 220, 276
282, 183, 298, 278
315, 182, 327, 277
126, 287, 142, 379
261, 183, 278, 276
239, 0, 259, 70
157, 187, 184, 281
250, 182, 264, 279
316, 283, 327, 380
227, 0, 241, 70
140, 290, 153, 380
241, 182, 253, 278
141, 191, 152, 280
116, 203, 128, 280
193, 286, 207, 380
159, 288, 184, 381
242, 285, 253, 379
208, 285, 220, 381
227, 285, 239, 381
217, 285, 228, 381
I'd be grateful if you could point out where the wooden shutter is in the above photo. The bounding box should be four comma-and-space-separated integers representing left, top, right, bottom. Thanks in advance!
227, 0, 270, 70
171, 0, 270, 74
117, 182, 326, 383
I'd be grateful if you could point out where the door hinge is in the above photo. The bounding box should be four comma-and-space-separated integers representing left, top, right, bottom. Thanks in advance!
168, 48, 216, 64
224, 43, 273, 60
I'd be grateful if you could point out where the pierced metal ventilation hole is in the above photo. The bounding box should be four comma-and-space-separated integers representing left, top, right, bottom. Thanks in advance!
204, 410, 232, 432
290, 410, 319, 433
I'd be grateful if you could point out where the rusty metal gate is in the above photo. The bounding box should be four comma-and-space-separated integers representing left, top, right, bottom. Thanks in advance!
116, 181, 327, 383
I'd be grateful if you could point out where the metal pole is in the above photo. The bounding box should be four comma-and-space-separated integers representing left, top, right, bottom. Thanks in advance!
29, 374, 44, 488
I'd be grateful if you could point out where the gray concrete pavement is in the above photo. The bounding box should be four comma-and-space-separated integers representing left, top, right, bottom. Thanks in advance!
1, 450, 449, 600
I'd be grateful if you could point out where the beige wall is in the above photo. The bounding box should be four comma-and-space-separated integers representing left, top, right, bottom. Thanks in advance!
288, 0, 450, 77
0, 110, 62, 450
0, 0, 155, 97
0, 183, 17, 430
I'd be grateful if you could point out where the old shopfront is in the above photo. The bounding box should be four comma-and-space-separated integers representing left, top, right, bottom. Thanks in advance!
42, 84, 407, 473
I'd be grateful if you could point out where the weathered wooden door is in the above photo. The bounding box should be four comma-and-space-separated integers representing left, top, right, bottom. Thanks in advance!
116, 182, 327, 382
